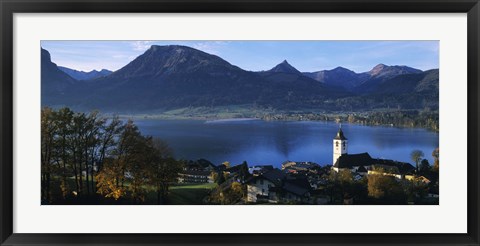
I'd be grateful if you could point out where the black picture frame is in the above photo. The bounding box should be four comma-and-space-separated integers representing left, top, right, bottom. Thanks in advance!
1, 0, 479, 245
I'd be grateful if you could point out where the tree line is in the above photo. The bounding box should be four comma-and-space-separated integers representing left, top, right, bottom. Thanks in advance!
41, 107, 181, 204
258, 109, 438, 132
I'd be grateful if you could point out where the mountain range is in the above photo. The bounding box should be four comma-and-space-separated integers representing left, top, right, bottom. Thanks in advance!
41, 45, 439, 113
58, 66, 112, 80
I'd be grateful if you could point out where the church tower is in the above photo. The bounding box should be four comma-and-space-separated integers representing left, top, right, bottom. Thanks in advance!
333, 127, 348, 165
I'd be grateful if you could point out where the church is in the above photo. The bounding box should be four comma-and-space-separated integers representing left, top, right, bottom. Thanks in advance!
331, 127, 415, 175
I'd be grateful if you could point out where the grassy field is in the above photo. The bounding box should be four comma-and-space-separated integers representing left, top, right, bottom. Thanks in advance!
117, 105, 273, 120
167, 183, 217, 205
46, 176, 218, 205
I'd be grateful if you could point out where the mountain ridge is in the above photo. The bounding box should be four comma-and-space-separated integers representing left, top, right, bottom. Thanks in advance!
41, 48, 78, 106
41, 45, 438, 113
58, 66, 113, 80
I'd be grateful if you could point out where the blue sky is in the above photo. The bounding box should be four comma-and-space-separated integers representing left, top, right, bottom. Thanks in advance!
41, 40, 439, 73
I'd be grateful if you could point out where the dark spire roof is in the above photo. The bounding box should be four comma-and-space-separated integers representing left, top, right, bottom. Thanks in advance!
334, 128, 347, 140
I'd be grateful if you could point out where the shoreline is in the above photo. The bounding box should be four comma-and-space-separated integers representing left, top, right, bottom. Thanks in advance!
115, 113, 438, 132
204, 118, 259, 123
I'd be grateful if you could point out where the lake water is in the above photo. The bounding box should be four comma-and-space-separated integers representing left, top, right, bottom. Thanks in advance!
134, 119, 439, 167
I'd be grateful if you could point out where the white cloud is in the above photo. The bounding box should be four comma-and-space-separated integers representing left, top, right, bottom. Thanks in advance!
131, 41, 153, 51
191, 41, 229, 55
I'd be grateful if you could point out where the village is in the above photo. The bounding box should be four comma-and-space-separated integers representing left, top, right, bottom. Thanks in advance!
177, 128, 439, 205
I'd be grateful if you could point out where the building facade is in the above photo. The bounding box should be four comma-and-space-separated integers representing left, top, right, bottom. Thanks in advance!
333, 127, 348, 165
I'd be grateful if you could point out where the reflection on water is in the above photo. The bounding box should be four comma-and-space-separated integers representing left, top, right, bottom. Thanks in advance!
134, 119, 439, 167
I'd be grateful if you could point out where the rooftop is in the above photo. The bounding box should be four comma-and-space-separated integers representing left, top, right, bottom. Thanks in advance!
334, 153, 372, 168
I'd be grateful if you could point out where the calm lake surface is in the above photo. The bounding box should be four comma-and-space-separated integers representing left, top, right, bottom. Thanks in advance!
134, 119, 439, 167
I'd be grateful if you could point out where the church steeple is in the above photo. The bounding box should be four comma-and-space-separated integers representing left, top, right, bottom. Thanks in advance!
334, 127, 347, 140
333, 127, 348, 165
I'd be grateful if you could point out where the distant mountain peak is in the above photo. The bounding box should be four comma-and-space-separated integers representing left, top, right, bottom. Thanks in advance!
58, 66, 113, 81
268, 60, 302, 74
41, 48, 77, 105
148, 44, 196, 53
303, 66, 366, 90
41, 48, 51, 62
368, 63, 422, 77
106, 44, 242, 81
331, 66, 353, 72
369, 63, 388, 76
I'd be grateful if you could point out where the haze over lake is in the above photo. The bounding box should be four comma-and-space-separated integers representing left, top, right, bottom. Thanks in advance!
134, 119, 439, 167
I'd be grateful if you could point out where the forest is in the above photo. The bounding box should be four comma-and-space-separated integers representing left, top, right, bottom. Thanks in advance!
41, 107, 181, 204
259, 109, 439, 132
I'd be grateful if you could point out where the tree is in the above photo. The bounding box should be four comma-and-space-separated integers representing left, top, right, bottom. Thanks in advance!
367, 170, 406, 203
41, 107, 58, 203
152, 138, 173, 159
209, 181, 245, 204
113, 120, 141, 189
149, 157, 182, 204
210, 171, 219, 183
222, 161, 230, 168
337, 169, 353, 185
419, 159, 431, 174
41, 108, 180, 204
225, 182, 245, 204
126, 136, 152, 203
95, 158, 126, 200
97, 116, 124, 172
237, 161, 250, 182
216, 171, 226, 184
68, 111, 98, 196
410, 150, 424, 173
96, 120, 146, 202
82, 111, 103, 195
53, 107, 74, 199
325, 171, 339, 203
42, 107, 109, 200
325, 169, 353, 204
432, 148, 439, 172
146, 138, 178, 204
406, 178, 429, 203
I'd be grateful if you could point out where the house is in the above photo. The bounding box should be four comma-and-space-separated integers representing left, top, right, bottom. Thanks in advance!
282, 161, 319, 174
248, 165, 274, 176
281, 161, 296, 170
184, 159, 216, 172
404, 175, 431, 184
246, 169, 313, 204
178, 170, 213, 183
224, 162, 250, 182
281, 178, 312, 203
178, 159, 217, 183
246, 169, 285, 203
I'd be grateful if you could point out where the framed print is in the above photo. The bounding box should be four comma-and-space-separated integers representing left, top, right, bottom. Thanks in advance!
1, 0, 479, 245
